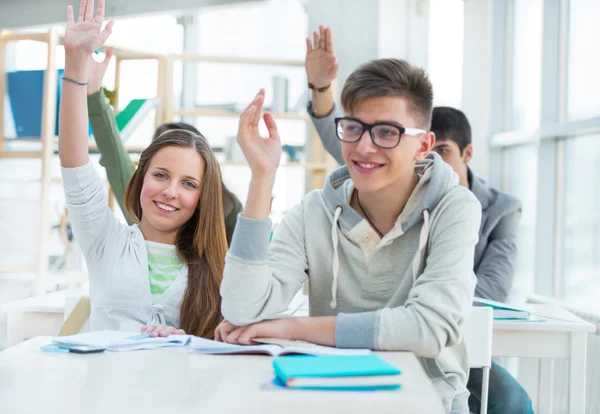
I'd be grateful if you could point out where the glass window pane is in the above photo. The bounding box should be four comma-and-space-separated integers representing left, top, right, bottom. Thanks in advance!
567, 0, 600, 120
505, 144, 539, 298
561, 134, 600, 313
511, 0, 543, 130
428, 0, 464, 108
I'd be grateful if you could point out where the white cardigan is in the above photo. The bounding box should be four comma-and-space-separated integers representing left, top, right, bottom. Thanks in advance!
61, 162, 187, 332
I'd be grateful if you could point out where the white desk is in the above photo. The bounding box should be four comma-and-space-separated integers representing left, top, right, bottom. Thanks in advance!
492, 304, 596, 414
0, 337, 445, 414
1, 288, 86, 347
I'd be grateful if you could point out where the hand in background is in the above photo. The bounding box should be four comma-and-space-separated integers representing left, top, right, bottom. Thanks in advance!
305, 25, 338, 89
87, 47, 113, 95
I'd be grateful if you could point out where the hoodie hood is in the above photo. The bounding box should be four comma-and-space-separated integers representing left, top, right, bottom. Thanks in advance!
322, 151, 460, 309
322, 151, 459, 234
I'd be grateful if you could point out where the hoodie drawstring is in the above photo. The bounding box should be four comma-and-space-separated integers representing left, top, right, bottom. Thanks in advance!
411, 209, 430, 282
329, 207, 430, 309
330, 206, 343, 309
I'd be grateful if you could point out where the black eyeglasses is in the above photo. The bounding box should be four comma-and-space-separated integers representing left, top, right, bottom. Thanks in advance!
334, 117, 426, 149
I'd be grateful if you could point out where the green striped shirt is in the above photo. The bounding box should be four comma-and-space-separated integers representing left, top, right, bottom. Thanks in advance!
146, 241, 183, 296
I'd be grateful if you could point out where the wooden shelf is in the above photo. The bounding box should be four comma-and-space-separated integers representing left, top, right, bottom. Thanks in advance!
57, 33, 161, 61
0, 31, 161, 61
0, 29, 158, 292
1, 138, 148, 156
173, 107, 309, 121
1, 264, 37, 273
1, 32, 50, 43
0, 150, 43, 159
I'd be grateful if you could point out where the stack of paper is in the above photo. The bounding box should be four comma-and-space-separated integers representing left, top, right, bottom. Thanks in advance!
52, 330, 192, 352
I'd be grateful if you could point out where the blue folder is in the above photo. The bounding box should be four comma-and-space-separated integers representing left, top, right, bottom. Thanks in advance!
7, 69, 92, 138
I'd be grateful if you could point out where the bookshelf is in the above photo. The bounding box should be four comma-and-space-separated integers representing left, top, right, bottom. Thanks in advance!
0, 29, 163, 294
158, 53, 338, 192
0, 30, 338, 294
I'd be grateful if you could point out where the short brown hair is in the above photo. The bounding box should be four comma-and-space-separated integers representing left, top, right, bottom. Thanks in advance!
341, 58, 434, 129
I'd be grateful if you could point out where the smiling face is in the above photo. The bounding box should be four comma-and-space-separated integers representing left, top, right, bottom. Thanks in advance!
341, 96, 433, 195
138, 146, 205, 243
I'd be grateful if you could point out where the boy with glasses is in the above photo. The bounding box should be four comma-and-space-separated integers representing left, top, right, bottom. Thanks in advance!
304, 25, 531, 414
217, 56, 480, 412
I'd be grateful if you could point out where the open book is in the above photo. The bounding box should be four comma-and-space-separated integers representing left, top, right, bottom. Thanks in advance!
52, 330, 192, 352
190, 337, 371, 357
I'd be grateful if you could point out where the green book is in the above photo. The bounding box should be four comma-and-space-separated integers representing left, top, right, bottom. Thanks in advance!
114, 98, 159, 140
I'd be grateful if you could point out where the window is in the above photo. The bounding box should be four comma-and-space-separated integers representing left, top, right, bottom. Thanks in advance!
567, 0, 600, 120
193, 0, 310, 217
428, 0, 464, 108
505, 144, 539, 297
561, 134, 600, 312
511, 0, 543, 130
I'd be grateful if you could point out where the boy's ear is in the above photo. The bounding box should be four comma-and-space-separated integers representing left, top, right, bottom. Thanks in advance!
462, 143, 473, 164
415, 131, 435, 162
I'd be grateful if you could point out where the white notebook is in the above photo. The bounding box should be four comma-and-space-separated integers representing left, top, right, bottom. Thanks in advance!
190, 337, 371, 357
53, 330, 192, 352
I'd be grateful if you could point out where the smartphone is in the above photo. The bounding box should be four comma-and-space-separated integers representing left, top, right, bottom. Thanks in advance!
67, 345, 106, 354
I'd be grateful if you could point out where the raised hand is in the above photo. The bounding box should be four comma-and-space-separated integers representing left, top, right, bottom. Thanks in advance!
236, 89, 282, 178
64, 0, 114, 58
87, 47, 113, 95
305, 25, 339, 89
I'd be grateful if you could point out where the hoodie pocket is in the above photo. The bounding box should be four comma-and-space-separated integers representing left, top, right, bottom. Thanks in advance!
361, 274, 398, 300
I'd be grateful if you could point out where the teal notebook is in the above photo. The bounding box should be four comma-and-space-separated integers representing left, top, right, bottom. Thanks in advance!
272, 355, 401, 391
473, 297, 531, 320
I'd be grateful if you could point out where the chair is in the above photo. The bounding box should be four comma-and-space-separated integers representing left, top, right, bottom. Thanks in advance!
464, 306, 494, 414
58, 295, 90, 336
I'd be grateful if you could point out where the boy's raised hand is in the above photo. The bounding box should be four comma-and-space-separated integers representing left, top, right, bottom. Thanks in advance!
65, 0, 114, 59
305, 25, 339, 89
236, 89, 282, 178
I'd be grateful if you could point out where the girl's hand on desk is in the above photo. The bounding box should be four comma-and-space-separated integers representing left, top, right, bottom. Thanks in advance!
221, 319, 297, 345
141, 325, 186, 337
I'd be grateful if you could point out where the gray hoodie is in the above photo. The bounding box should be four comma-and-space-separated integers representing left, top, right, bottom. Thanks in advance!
310, 102, 522, 303
220, 152, 481, 411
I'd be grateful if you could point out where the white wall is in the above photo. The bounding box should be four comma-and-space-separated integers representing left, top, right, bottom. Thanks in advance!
461, 0, 494, 180
306, 0, 430, 101
0, 0, 258, 29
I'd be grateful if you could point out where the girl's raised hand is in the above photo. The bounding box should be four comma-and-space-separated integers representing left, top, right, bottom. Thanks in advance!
64, 0, 114, 58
